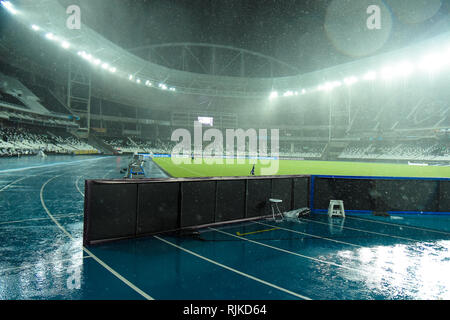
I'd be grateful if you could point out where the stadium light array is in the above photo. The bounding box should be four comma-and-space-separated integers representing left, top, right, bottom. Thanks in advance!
8, 8, 179, 97
380, 66, 394, 80
344, 76, 358, 86
45, 33, 56, 41
61, 41, 70, 49
1, 1, 17, 14
363, 71, 377, 81
418, 53, 446, 73
396, 61, 414, 77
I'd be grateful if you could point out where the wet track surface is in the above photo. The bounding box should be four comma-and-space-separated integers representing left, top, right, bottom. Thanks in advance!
1, 155, 450, 300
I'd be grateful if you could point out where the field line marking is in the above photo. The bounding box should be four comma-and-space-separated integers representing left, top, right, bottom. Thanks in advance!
0, 176, 29, 193
75, 175, 84, 197
154, 235, 311, 300
345, 215, 450, 236
298, 217, 418, 242
0, 156, 114, 174
0, 256, 92, 274
0, 213, 82, 226
210, 227, 362, 273
236, 227, 279, 236
40, 175, 154, 300
252, 221, 362, 248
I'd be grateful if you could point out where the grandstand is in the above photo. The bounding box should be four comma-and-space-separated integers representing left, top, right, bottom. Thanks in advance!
0, 0, 449, 303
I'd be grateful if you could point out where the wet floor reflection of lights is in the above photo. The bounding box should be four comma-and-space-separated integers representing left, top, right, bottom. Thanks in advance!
336, 240, 450, 299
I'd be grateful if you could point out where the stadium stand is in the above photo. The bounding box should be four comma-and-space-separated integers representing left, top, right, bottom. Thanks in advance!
0, 122, 98, 157
339, 141, 449, 162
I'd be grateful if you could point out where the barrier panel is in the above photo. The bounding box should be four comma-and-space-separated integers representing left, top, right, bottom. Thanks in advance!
83, 175, 310, 245
83, 174, 450, 246
311, 176, 450, 214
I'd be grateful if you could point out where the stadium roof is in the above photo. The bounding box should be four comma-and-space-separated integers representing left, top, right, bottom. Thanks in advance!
4, 0, 450, 102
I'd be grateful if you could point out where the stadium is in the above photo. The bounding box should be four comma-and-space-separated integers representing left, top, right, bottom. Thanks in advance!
0, 0, 449, 303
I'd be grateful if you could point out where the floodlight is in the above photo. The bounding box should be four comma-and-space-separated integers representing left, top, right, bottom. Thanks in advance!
419, 53, 446, 72
136, 78, 141, 84
128, 75, 134, 80
61, 41, 70, 49
1, 1, 17, 14
45, 33, 56, 40
109, 67, 117, 73
344, 76, 358, 86
363, 71, 377, 81
101, 63, 109, 69
31, 25, 40, 31
269, 91, 278, 99
380, 66, 394, 80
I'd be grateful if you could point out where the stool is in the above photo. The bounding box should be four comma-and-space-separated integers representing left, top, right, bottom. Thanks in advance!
328, 200, 345, 218
269, 198, 283, 221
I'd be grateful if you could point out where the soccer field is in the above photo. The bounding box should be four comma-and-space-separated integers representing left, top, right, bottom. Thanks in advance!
153, 158, 450, 179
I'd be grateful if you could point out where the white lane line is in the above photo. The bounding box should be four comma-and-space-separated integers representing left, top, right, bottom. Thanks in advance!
345, 215, 450, 236
298, 217, 419, 242
102, 168, 116, 179
252, 220, 363, 248
209, 227, 362, 273
0, 168, 66, 194
0, 176, 30, 193
40, 175, 154, 300
75, 167, 117, 198
75, 175, 84, 197
0, 156, 114, 174
0, 213, 83, 226
0, 256, 92, 274
154, 235, 312, 300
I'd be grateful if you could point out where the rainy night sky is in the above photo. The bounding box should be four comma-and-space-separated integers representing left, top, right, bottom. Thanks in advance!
53, 0, 450, 72
0, 0, 443, 74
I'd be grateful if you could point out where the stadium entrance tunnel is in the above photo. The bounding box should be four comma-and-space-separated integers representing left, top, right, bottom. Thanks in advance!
83, 175, 450, 246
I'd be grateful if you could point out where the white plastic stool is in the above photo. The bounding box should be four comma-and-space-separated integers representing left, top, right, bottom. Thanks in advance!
328, 200, 345, 218
269, 198, 283, 221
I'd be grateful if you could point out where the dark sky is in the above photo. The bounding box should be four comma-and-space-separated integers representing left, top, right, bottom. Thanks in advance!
51, 0, 450, 73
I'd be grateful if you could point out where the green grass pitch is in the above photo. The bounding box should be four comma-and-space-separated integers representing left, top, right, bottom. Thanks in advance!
153, 158, 450, 179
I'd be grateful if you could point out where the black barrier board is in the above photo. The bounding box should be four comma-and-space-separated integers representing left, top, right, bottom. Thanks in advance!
137, 182, 180, 235
313, 176, 446, 213
439, 180, 450, 212
374, 179, 439, 212
84, 182, 137, 243
215, 180, 246, 222
271, 178, 293, 212
181, 181, 216, 227
293, 177, 310, 209
246, 179, 272, 218
314, 178, 374, 211
83, 175, 313, 245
